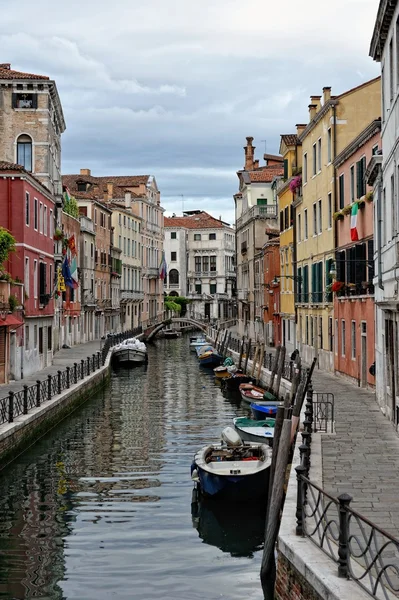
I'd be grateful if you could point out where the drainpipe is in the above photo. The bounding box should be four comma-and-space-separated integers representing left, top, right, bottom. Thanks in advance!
377, 167, 384, 290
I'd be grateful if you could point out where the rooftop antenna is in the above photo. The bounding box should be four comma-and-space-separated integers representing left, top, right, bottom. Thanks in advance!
261, 139, 267, 155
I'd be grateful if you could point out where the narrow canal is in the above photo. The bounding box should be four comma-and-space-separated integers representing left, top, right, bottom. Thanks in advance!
0, 336, 265, 600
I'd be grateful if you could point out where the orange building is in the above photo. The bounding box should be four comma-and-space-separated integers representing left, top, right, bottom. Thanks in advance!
333, 119, 381, 387
262, 234, 281, 346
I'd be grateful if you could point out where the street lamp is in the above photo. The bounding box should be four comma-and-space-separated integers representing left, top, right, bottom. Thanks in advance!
272, 275, 303, 285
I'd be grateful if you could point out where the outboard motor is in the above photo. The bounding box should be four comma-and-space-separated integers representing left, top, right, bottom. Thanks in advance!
221, 426, 242, 447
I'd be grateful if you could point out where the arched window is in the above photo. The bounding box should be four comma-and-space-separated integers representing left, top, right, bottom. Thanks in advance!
17, 134, 32, 171
169, 290, 178, 297
169, 269, 179, 285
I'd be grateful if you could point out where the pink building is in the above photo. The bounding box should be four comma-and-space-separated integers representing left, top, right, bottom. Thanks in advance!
0, 162, 55, 379
333, 120, 381, 387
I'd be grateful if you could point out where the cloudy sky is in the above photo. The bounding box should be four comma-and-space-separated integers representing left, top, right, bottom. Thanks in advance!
1, 0, 380, 224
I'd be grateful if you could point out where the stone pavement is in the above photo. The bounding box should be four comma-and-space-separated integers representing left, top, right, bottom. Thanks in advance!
311, 368, 399, 538
0, 339, 104, 397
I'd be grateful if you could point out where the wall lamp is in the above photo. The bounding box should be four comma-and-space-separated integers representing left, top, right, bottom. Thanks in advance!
272, 275, 302, 285
329, 259, 373, 279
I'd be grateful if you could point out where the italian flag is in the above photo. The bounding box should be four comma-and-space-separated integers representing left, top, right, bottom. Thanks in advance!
350, 203, 359, 241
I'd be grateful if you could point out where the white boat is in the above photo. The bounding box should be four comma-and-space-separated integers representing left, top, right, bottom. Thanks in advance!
189, 335, 207, 351
233, 417, 275, 447
191, 427, 271, 502
112, 338, 147, 366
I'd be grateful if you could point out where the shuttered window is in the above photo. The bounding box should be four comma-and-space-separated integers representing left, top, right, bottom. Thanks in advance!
339, 174, 345, 209
39, 262, 46, 304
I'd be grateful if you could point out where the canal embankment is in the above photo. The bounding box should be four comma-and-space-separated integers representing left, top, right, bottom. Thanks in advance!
0, 331, 141, 469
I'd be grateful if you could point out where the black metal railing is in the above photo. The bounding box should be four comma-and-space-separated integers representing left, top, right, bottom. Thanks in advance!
313, 392, 335, 433
295, 389, 399, 599
0, 327, 143, 426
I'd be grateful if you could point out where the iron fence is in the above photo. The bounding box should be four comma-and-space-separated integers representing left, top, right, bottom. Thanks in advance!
295, 389, 399, 599
0, 327, 143, 426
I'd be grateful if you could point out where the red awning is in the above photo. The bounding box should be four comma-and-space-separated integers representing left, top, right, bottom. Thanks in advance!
0, 315, 23, 328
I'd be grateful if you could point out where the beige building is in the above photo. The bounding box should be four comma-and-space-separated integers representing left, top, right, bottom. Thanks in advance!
111, 202, 142, 331
295, 78, 381, 371
79, 213, 96, 342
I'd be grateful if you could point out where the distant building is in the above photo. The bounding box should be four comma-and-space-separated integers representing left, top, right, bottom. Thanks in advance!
370, 2, 399, 421
234, 137, 283, 339
164, 211, 236, 320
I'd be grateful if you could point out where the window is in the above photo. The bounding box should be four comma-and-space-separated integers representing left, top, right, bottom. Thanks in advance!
194, 233, 201, 241
284, 206, 289, 230
339, 174, 345, 209
351, 321, 356, 360
25, 192, 30, 226
210, 256, 216, 272
195, 256, 201, 273
169, 269, 179, 285
312, 143, 317, 176
34, 260, 38, 298
356, 157, 366, 198
280, 211, 284, 232
77, 182, 87, 192
49, 209, 53, 238
39, 327, 43, 355
335, 319, 338, 355
24, 257, 29, 297
391, 173, 396, 241
341, 320, 346, 356
318, 199, 322, 233
297, 267, 302, 301
13, 93, 37, 109
17, 134, 32, 171
44, 205, 47, 236
304, 209, 308, 239
195, 283, 202, 294
25, 325, 29, 351
210, 283, 217, 294
319, 316, 323, 349
328, 193, 332, 228
349, 165, 355, 202
303, 265, 309, 302
39, 202, 43, 233
171, 251, 177, 261
313, 203, 317, 236
297, 213, 302, 242
327, 128, 332, 163
171, 231, 177, 239
303, 153, 308, 184
305, 316, 309, 344
48, 326, 52, 351
34, 324, 37, 347
329, 317, 333, 352
310, 316, 314, 347
390, 37, 394, 103
39, 262, 47, 304
202, 256, 209, 272
317, 138, 322, 172
34, 198, 38, 230
209, 233, 216, 240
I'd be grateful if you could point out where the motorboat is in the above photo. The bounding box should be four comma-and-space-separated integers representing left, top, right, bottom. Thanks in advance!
191, 427, 271, 502
233, 417, 275, 447
250, 402, 281, 420
112, 338, 148, 366
189, 335, 207, 351
239, 383, 278, 404
197, 345, 223, 368
221, 372, 253, 392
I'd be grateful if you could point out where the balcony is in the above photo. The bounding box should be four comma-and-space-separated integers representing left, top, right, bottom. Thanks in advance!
80, 216, 95, 234
83, 291, 96, 306
145, 267, 159, 279
236, 204, 277, 230
188, 271, 218, 278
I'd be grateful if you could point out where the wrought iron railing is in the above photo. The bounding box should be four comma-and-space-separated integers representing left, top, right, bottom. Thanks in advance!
295, 388, 399, 600
313, 392, 335, 433
0, 327, 142, 426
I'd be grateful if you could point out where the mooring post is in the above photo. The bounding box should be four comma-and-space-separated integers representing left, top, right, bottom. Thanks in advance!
337, 493, 352, 578
295, 464, 307, 536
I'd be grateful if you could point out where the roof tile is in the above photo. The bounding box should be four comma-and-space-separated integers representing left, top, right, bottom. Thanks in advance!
164, 212, 232, 229
0, 63, 49, 80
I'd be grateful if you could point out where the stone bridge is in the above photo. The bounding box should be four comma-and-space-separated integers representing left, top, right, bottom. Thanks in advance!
143, 318, 207, 342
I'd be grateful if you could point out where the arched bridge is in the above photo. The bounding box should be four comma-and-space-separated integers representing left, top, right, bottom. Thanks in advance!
143, 318, 207, 342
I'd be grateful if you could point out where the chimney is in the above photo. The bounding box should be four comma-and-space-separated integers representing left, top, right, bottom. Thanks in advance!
244, 136, 255, 171
107, 182, 113, 199
0, 64, 11, 70
296, 123, 307, 136
323, 86, 331, 103
80, 168, 91, 176
310, 96, 321, 111
254, 159, 259, 169
308, 104, 317, 121
125, 191, 131, 208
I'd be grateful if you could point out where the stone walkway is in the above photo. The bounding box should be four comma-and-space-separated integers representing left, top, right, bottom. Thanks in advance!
0, 339, 103, 397
311, 368, 399, 538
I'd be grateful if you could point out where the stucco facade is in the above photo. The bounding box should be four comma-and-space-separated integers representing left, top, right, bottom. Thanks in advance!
370, 1, 399, 422
333, 121, 380, 387
296, 78, 381, 373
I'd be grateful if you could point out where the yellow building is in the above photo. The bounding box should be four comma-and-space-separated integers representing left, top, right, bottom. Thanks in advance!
276, 132, 303, 355
296, 78, 381, 371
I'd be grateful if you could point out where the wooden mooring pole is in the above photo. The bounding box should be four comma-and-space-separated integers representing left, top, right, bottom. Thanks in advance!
238, 337, 245, 370
243, 339, 252, 375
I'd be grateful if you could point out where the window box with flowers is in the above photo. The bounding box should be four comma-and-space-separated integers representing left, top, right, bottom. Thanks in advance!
365, 191, 373, 202
342, 204, 352, 216
333, 211, 344, 221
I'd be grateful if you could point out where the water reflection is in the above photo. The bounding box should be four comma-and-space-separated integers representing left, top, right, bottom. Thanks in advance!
191, 490, 265, 558
0, 336, 264, 600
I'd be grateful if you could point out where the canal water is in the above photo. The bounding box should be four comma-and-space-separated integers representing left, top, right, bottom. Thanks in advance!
0, 337, 266, 600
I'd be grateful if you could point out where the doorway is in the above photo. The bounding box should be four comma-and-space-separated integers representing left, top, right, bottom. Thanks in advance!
361, 322, 367, 387
204, 303, 210, 319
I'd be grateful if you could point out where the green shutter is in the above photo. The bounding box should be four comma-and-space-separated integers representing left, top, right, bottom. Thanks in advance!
311, 264, 316, 302
283, 159, 288, 179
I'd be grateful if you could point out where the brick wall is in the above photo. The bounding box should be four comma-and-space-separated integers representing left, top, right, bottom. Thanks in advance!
275, 552, 324, 600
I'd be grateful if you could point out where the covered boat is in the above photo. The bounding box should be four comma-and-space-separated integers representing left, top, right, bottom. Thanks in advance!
191, 427, 271, 502
112, 338, 148, 366
197, 345, 222, 368
189, 335, 207, 351
239, 383, 278, 404
233, 417, 275, 447
214, 357, 237, 379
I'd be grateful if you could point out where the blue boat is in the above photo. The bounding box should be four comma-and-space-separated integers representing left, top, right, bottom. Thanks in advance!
197, 345, 222, 368
191, 427, 271, 502
250, 402, 280, 420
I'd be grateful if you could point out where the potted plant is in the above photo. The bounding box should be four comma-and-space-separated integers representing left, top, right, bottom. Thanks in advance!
365, 191, 373, 202
54, 228, 64, 241
331, 281, 345, 293
333, 211, 344, 221
342, 204, 352, 216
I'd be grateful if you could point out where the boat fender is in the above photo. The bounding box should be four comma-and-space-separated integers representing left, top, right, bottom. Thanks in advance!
191, 469, 199, 482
